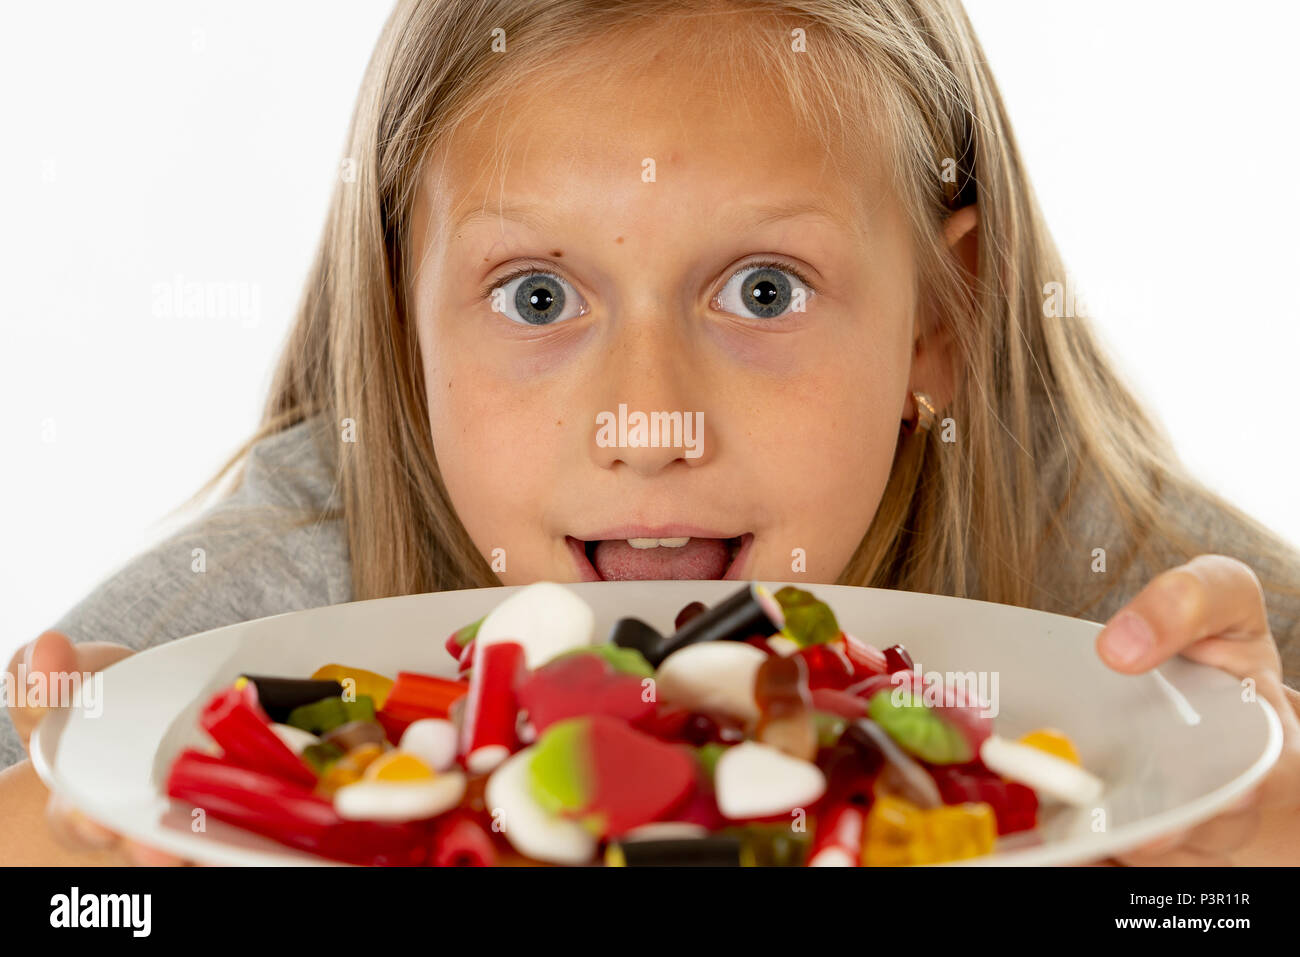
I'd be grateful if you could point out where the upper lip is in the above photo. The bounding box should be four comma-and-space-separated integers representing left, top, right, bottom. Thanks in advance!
569, 526, 746, 541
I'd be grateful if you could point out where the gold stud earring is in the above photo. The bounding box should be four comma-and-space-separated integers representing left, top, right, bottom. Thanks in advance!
908, 390, 938, 434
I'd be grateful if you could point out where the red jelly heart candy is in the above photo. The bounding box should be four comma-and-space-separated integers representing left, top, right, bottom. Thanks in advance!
517, 653, 654, 734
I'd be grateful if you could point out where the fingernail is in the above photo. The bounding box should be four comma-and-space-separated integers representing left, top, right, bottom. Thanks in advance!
1102, 611, 1154, 667
21, 638, 38, 673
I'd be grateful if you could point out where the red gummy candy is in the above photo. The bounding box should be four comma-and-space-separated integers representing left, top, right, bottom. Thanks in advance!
517, 653, 654, 734
798, 644, 856, 691
674, 601, 708, 630
578, 715, 698, 837
883, 644, 914, 674
632, 702, 693, 740
929, 763, 1038, 835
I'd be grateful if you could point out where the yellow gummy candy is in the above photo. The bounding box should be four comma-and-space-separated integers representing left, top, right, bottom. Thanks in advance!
311, 664, 395, 710
924, 802, 996, 862
862, 795, 933, 866
1018, 728, 1081, 766
318, 743, 386, 796
364, 751, 435, 782
862, 795, 996, 866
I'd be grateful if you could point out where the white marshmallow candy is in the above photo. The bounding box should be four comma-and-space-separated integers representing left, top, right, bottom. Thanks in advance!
714, 741, 827, 820
655, 641, 767, 724
270, 723, 319, 755
475, 582, 595, 669
334, 770, 466, 822
979, 735, 1104, 807
484, 747, 597, 865
399, 718, 459, 772
766, 635, 801, 657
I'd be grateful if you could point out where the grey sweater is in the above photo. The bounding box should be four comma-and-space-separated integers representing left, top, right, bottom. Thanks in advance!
5, 416, 1299, 769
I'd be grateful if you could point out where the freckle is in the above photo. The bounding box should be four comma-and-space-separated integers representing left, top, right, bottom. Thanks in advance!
482, 256, 489, 261
555, 418, 563, 426
615, 236, 624, 244
551, 250, 563, 257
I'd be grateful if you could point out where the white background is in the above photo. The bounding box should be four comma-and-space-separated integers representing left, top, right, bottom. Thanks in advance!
3, 0, 1298, 669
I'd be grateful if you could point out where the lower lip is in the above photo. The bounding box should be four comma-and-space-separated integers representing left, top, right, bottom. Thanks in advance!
565, 534, 754, 582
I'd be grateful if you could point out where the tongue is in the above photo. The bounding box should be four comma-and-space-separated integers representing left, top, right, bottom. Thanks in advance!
591, 538, 730, 581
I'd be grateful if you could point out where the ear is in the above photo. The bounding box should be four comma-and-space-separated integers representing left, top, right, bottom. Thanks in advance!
906, 204, 978, 420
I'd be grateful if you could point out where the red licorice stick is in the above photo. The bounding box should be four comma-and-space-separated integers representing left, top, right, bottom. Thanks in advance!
842, 632, 888, 678
166, 750, 431, 866
430, 810, 497, 867
199, 682, 317, 789
459, 640, 526, 774
811, 687, 870, 719
378, 671, 470, 734
806, 800, 867, 867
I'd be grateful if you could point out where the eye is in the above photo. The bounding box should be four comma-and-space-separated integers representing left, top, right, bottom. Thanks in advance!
713, 260, 815, 319
485, 269, 587, 326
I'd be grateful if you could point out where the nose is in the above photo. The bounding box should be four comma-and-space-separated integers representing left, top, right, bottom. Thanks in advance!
588, 316, 714, 476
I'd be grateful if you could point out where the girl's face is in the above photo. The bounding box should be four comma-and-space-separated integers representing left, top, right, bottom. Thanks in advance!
410, 51, 943, 586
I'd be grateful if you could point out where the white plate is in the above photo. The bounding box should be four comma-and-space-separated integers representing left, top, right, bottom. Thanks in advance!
31, 581, 1281, 866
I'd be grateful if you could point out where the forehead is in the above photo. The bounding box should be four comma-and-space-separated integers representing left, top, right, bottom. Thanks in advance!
420, 32, 880, 235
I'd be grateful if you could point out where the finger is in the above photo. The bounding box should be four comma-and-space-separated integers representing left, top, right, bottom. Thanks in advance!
1115, 843, 1230, 866
7, 634, 134, 751
45, 792, 120, 854
121, 838, 188, 867
1096, 555, 1277, 675
1176, 803, 1262, 854
8, 632, 78, 747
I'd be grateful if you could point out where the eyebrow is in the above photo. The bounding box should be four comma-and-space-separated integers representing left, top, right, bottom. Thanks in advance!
449, 199, 852, 234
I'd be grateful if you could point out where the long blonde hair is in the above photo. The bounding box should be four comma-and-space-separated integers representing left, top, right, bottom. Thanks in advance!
186, 0, 1300, 620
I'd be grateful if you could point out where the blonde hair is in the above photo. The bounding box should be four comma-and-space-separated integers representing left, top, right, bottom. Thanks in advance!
186, 0, 1300, 620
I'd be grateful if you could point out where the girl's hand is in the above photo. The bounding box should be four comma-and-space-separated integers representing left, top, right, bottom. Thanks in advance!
1092, 554, 1300, 865
5, 630, 190, 866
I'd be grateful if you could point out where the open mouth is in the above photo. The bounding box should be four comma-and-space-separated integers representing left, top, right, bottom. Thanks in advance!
565, 533, 753, 581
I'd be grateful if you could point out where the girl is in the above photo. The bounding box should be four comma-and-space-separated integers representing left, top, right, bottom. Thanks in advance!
3, 0, 1298, 865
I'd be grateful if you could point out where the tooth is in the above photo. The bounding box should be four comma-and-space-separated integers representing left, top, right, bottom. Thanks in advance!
625, 537, 692, 549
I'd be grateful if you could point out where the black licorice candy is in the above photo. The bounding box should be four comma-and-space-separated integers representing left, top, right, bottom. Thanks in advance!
606, 835, 749, 867
608, 617, 663, 662
652, 582, 785, 665
239, 675, 345, 723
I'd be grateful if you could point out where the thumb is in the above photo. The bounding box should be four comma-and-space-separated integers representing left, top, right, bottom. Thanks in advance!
8, 631, 133, 752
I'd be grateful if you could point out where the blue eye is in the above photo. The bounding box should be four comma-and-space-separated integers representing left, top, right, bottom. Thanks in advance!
487, 270, 587, 325
715, 261, 815, 319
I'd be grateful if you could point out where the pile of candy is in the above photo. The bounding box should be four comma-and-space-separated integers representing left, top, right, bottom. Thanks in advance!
165, 582, 1103, 866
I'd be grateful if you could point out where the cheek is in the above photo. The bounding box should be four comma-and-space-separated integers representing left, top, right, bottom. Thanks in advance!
422, 317, 577, 579
738, 314, 909, 574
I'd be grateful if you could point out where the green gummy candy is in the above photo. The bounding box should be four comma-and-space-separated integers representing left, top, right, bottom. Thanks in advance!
528, 718, 593, 817
693, 742, 728, 780
812, 710, 848, 748
867, 690, 971, 764
286, 694, 376, 735
552, 643, 654, 677
301, 741, 344, 775
773, 586, 840, 647
451, 617, 483, 652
